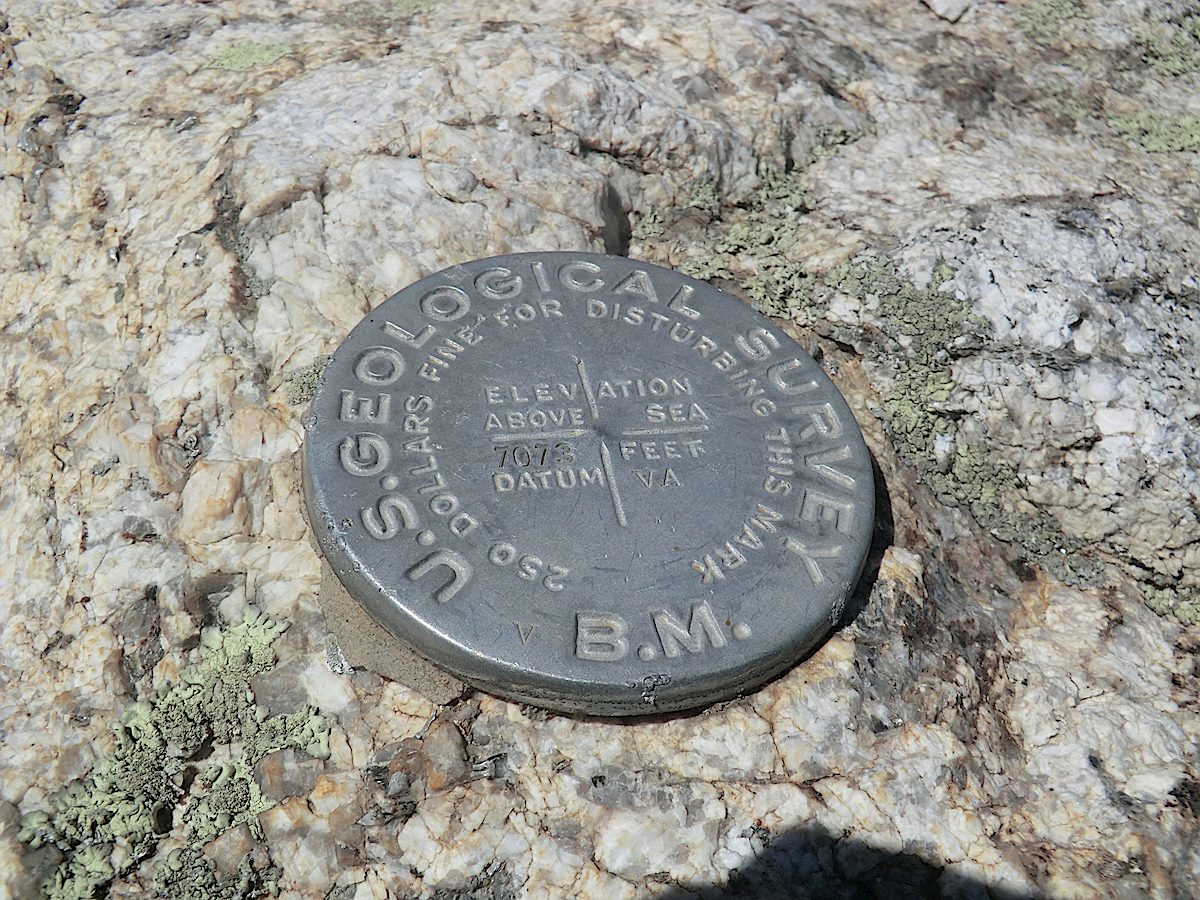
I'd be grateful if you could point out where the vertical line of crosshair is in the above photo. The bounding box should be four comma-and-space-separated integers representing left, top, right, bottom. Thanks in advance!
575, 357, 627, 527
575, 357, 600, 419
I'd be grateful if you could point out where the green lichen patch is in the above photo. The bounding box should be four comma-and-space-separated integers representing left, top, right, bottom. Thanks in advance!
850, 258, 1100, 584
210, 42, 290, 72
685, 180, 721, 219
631, 123, 857, 314
1108, 111, 1200, 152
670, 166, 821, 316
802, 124, 856, 165
189, 759, 273, 843
19, 610, 330, 899
1137, 15, 1200, 77
630, 206, 666, 243
1019, 0, 1084, 45
283, 357, 331, 406
1144, 585, 1200, 626
1031, 82, 1089, 129
155, 846, 279, 900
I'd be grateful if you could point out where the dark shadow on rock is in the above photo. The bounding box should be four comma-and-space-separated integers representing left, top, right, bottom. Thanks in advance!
836, 449, 894, 631
602, 180, 633, 256
656, 822, 1034, 900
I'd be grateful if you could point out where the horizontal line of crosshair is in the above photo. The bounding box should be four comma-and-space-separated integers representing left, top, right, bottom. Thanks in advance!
619, 424, 709, 437
490, 424, 709, 443
491, 429, 588, 443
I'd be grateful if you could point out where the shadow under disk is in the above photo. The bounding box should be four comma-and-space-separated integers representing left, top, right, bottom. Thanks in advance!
836, 450, 894, 631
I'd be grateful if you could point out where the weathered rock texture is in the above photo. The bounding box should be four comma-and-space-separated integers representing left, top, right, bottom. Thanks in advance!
1, 0, 1198, 897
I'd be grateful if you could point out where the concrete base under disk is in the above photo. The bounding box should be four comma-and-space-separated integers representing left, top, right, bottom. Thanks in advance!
316, 558, 468, 706
300, 453, 466, 706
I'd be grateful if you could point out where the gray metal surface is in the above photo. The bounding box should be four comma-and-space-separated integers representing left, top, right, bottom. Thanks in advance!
302, 252, 874, 715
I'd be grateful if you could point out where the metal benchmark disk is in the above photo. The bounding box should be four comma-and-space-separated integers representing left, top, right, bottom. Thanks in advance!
302, 252, 874, 716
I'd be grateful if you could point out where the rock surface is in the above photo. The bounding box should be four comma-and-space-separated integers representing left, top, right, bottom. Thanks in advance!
2, 0, 1198, 897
